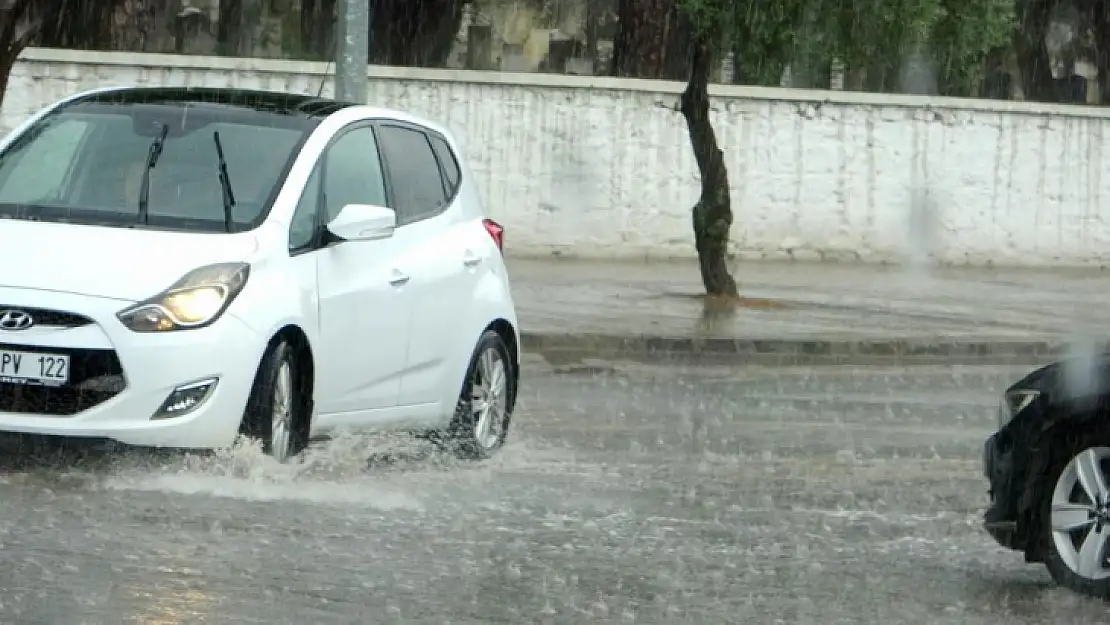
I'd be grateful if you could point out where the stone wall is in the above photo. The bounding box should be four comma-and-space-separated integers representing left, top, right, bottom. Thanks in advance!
6, 47, 1110, 267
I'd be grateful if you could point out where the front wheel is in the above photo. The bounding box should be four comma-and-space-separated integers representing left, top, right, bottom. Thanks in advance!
241, 340, 308, 463
439, 330, 516, 460
1042, 434, 1110, 598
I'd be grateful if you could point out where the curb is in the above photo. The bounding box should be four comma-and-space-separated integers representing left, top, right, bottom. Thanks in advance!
520, 332, 1074, 366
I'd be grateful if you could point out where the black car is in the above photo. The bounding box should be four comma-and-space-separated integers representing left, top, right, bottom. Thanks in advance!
984, 353, 1110, 598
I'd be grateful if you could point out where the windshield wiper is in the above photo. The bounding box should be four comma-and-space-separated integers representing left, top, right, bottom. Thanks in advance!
137, 122, 169, 225
213, 131, 237, 233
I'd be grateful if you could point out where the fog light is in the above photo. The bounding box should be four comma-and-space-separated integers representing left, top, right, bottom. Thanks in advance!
152, 377, 218, 419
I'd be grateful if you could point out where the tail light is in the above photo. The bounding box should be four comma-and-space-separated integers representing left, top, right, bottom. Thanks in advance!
483, 218, 504, 253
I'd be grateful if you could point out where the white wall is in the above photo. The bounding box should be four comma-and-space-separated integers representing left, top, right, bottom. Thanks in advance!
6, 47, 1110, 267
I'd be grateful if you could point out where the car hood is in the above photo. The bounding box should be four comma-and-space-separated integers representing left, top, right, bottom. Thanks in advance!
0, 219, 260, 301
1010, 350, 1110, 399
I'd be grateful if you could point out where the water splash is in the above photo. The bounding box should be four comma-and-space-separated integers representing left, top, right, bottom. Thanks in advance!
905, 185, 939, 278
1061, 334, 1101, 402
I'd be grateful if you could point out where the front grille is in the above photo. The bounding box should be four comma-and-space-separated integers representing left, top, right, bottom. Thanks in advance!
0, 344, 125, 415
0, 305, 92, 328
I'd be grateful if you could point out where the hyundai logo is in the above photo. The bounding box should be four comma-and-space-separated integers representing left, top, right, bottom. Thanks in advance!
0, 310, 34, 330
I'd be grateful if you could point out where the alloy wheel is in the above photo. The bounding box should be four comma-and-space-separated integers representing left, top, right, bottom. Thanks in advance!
270, 361, 294, 462
470, 347, 507, 450
1051, 446, 1110, 580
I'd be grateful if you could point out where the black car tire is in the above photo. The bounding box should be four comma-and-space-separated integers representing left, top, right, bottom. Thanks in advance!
240, 340, 309, 463
437, 330, 516, 460
1041, 427, 1110, 599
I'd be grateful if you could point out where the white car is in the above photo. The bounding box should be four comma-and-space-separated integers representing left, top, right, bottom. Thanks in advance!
0, 86, 520, 462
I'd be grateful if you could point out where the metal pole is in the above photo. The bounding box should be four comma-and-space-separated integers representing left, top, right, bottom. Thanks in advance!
334, 0, 370, 103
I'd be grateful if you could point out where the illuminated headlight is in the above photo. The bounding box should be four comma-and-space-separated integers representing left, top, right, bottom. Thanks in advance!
117, 263, 249, 332
998, 389, 1040, 428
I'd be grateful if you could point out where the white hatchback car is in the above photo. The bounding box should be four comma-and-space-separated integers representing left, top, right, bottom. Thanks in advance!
0, 86, 520, 462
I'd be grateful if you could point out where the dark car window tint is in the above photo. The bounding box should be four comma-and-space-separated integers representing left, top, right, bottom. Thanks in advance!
289, 163, 322, 251
376, 125, 446, 226
430, 135, 460, 195
324, 126, 388, 223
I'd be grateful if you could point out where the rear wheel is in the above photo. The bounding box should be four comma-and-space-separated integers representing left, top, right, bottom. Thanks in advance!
439, 330, 515, 460
241, 341, 308, 463
1042, 432, 1110, 598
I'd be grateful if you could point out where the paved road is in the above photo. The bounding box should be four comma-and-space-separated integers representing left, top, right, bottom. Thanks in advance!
0, 358, 1103, 624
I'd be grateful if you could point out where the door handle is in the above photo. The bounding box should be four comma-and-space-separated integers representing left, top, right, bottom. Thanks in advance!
389, 270, 409, 286
463, 251, 481, 268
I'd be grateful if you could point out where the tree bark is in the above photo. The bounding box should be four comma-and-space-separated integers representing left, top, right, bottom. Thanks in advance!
216, 0, 241, 56
679, 37, 738, 298
1014, 0, 1055, 101
369, 0, 465, 67
1087, 0, 1110, 104
0, 0, 36, 110
300, 0, 336, 60
37, 0, 115, 49
612, 0, 690, 79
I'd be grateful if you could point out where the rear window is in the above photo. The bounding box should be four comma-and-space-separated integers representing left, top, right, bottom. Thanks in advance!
0, 101, 316, 232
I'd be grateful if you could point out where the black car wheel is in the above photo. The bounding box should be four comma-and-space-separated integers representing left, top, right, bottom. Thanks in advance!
241, 340, 309, 463
1041, 430, 1110, 598
437, 330, 516, 460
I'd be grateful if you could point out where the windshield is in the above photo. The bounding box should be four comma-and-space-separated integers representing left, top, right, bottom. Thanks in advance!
0, 100, 317, 232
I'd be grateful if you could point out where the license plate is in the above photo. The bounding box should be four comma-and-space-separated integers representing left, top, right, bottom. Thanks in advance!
0, 349, 69, 385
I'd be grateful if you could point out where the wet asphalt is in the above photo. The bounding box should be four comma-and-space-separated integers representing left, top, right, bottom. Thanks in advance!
0, 356, 1105, 624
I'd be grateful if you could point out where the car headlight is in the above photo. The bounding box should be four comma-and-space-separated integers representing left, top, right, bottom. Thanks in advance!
117, 262, 250, 332
998, 388, 1040, 428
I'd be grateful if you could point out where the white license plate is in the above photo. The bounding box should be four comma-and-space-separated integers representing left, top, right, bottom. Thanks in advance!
0, 349, 69, 385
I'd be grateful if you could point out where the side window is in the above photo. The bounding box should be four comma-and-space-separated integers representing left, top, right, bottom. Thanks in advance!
0, 119, 89, 204
376, 125, 446, 226
288, 163, 322, 252
323, 126, 387, 223
429, 135, 460, 197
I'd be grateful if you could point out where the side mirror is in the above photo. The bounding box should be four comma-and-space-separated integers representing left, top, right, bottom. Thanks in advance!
326, 203, 396, 241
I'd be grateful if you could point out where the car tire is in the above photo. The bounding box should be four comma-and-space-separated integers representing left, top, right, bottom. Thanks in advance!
241, 340, 308, 463
439, 330, 516, 460
1041, 428, 1110, 598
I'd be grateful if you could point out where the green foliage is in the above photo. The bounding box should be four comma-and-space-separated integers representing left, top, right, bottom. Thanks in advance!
675, 0, 729, 37
674, 0, 1016, 94
826, 0, 945, 72
730, 0, 807, 86
930, 0, 1016, 95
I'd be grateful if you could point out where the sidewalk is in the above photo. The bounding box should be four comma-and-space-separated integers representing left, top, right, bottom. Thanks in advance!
506, 257, 1110, 365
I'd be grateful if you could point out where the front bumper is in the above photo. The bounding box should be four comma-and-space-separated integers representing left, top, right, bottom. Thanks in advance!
0, 286, 266, 449
983, 429, 1021, 549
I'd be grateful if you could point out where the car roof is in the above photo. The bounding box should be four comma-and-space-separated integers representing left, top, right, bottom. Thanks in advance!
64, 86, 456, 141
69, 86, 355, 118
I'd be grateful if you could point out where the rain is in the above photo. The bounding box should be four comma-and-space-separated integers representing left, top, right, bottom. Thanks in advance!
0, 0, 1108, 622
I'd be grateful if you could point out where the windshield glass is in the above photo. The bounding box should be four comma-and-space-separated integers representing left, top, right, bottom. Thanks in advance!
0, 100, 317, 232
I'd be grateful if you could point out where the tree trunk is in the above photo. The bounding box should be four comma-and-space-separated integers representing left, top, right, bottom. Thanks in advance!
1014, 0, 1055, 101
38, 0, 115, 49
108, 0, 157, 52
0, 0, 34, 111
300, 0, 336, 60
585, 0, 598, 68
216, 0, 242, 56
679, 37, 738, 298
369, 0, 465, 67
611, 0, 668, 77
611, 0, 694, 79
1089, 0, 1110, 104
660, 4, 693, 80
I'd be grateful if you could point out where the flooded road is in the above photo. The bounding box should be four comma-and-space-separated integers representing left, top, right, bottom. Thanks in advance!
0, 357, 1103, 624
